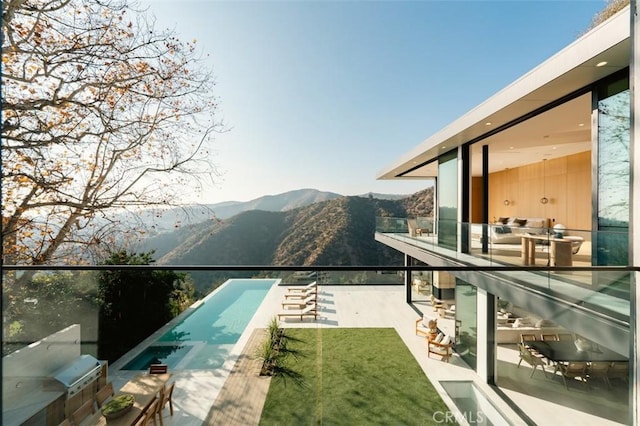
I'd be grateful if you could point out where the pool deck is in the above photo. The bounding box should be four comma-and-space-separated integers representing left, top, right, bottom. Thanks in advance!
109, 284, 623, 426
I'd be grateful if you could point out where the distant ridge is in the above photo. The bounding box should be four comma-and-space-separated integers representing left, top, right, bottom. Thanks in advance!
139, 187, 434, 292
136, 188, 412, 232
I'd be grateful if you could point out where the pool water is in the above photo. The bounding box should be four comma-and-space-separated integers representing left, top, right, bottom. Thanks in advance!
122, 278, 277, 370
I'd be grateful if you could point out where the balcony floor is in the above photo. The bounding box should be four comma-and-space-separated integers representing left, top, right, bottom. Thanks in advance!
108, 285, 626, 426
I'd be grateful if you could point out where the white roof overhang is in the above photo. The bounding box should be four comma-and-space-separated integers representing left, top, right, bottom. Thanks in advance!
377, 7, 630, 180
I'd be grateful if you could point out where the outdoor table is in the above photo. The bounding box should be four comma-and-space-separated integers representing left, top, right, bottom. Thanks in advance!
94, 373, 172, 425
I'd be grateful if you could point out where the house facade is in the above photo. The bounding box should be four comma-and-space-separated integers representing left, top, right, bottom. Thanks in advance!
377, 6, 638, 424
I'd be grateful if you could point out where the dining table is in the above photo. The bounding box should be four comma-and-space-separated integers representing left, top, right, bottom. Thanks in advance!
526, 340, 627, 364
92, 373, 172, 425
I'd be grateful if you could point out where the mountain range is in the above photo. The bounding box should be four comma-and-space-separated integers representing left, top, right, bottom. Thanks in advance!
137, 187, 434, 292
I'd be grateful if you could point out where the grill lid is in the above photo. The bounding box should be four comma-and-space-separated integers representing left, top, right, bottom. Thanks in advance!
53, 354, 101, 388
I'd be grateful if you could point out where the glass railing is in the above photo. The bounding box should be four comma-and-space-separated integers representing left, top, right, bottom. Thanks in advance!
1, 262, 632, 425
375, 218, 633, 313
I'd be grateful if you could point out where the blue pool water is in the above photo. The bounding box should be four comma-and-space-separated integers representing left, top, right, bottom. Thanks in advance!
122, 278, 277, 370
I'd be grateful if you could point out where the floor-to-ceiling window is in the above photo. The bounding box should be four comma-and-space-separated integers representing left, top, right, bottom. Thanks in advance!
596, 75, 630, 268
438, 150, 458, 250
455, 278, 477, 370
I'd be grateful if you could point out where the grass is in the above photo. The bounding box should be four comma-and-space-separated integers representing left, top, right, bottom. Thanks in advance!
259, 328, 451, 425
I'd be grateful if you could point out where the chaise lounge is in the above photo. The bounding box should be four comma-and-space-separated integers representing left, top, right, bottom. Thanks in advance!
286, 281, 317, 293
277, 305, 318, 321
282, 294, 317, 309
284, 288, 317, 299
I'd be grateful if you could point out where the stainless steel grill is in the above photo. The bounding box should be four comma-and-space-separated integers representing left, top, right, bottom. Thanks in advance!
52, 354, 101, 396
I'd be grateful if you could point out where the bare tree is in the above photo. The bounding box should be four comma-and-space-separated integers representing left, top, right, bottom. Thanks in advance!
2, 0, 223, 264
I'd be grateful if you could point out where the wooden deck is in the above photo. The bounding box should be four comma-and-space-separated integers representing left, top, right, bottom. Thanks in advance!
204, 329, 271, 426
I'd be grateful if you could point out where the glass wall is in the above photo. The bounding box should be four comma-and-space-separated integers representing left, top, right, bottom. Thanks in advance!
455, 278, 477, 370
494, 301, 629, 424
596, 76, 630, 266
438, 150, 458, 250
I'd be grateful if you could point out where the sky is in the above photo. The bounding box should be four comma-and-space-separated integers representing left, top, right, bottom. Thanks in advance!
140, 0, 608, 204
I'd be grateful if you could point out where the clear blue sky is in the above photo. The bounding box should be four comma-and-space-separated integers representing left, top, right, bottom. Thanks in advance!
141, 0, 607, 204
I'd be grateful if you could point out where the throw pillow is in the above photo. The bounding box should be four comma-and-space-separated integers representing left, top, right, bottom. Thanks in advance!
513, 218, 528, 227
497, 217, 509, 224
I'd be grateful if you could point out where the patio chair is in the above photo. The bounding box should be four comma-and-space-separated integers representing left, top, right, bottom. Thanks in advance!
427, 335, 453, 362
281, 294, 317, 309
96, 382, 115, 407
286, 281, 317, 293
430, 295, 446, 312
149, 364, 169, 374
516, 343, 548, 378
277, 305, 318, 321
558, 362, 588, 390
415, 315, 438, 338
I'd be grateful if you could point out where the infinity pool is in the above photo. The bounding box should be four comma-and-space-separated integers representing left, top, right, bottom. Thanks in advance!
122, 278, 277, 370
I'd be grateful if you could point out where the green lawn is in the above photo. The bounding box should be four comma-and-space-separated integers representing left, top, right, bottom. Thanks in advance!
259, 328, 452, 425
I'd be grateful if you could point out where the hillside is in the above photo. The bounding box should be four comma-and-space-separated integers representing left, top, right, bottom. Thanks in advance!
143, 187, 434, 292
134, 188, 343, 233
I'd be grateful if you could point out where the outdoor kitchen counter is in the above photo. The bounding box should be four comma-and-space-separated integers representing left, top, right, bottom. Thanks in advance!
2, 377, 65, 426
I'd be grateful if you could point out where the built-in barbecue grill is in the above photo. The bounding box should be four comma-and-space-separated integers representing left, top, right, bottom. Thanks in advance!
53, 354, 102, 396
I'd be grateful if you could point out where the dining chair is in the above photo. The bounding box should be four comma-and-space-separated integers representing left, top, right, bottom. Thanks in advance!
96, 382, 115, 407
520, 333, 545, 361
608, 361, 629, 384
136, 397, 159, 426
71, 399, 96, 425
558, 362, 588, 390
520, 333, 536, 344
516, 343, 547, 378
156, 382, 176, 425
149, 364, 169, 374
556, 333, 573, 341
586, 362, 611, 389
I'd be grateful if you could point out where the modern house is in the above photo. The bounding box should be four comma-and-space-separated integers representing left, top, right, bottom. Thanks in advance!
376, 5, 637, 425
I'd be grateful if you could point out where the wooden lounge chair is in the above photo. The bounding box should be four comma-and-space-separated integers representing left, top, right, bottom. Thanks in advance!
286, 281, 317, 293
427, 335, 453, 362
282, 294, 316, 309
277, 305, 318, 321
284, 288, 317, 299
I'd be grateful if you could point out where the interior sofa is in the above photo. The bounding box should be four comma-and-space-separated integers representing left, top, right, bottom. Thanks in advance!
496, 316, 565, 344
471, 217, 549, 245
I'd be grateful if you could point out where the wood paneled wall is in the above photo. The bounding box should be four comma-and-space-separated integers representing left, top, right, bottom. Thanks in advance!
471, 151, 591, 230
